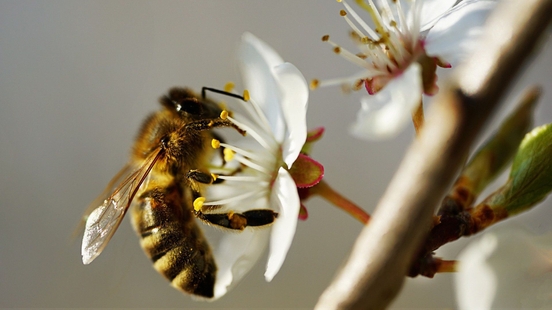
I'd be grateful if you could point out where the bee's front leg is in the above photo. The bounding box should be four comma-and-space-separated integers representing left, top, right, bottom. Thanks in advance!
187, 170, 224, 185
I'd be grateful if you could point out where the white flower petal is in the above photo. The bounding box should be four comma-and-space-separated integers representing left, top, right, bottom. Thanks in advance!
238, 32, 286, 140
425, 1, 495, 66
240, 32, 284, 70
273, 62, 309, 168
404, 0, 423, 39
349, 63, 422, 140
455, 228, 552, 310
418, 0, 457, 32
213, 228, 270, 299
455, 232, 498, 310
265, 168, 300, 281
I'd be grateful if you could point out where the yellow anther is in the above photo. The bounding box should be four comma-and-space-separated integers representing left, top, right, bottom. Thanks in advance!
340, 9, 347, 16
193, 197, 205, 212
310, 79, 320, 90
243, 89, 250, 101
211, 173, 218, 182
337, 0, 343, 2
223, 148, 235, 162
220, 110, 228, 120
322, 34, 330, 42
353, 79, 364, 91
224, 82, 235, 92
211, 139, 221, 149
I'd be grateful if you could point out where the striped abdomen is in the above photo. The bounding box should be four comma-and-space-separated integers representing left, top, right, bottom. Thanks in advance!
130, 187, 216, 298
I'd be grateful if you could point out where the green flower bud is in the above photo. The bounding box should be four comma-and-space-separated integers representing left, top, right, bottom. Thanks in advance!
484, 122, 552, 215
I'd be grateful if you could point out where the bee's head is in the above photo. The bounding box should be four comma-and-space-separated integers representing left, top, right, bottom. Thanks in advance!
160, 87, 222, 120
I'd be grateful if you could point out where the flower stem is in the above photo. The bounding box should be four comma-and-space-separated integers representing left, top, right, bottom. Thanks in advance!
409, 255, 457, 277
436, 259, 457, 273
412, 100, 424, 135
310, 180, 370, 224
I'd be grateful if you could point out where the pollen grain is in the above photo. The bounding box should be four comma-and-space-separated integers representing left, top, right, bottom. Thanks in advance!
224, 82, 235, 92
220, 110, 229, 120
193, 197, 205, 212
211, 139, 221, 149
243, 89, 250, 102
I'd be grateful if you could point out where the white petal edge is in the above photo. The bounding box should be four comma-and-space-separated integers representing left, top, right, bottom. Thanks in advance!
455, 233, 498, 310
418, 0, 457, 32
349, 63, 422, 140
424, 1, 496, 66
265, 168, 300, 281
273, 62, 309, 168
240, 32, 284, 71
455, 228, 552, 309
213, 228, 270, 299
238, 32, 286, 139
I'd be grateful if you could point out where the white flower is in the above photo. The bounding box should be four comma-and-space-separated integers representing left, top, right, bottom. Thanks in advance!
317, 0, 496, 139
203, 32, 309, 299
455, 227, 552, 310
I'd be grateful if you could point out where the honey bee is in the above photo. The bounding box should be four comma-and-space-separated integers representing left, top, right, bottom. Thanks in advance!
81, 87, 278, 298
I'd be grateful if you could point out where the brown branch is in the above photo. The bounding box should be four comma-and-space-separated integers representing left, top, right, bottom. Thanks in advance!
315, 0, 552, 309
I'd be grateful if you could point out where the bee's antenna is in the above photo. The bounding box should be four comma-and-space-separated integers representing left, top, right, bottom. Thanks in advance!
201, 87, 245, 101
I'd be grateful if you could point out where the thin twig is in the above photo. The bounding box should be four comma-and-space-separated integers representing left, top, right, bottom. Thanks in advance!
315, 0, 552, 309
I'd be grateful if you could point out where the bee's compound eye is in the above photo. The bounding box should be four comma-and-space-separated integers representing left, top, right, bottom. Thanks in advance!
160, 136, 169, 149
179, 100, 202, 116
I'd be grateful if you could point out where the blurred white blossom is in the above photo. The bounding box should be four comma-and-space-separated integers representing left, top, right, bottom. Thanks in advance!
455, 227, 552, 310
317, 0, 496, 139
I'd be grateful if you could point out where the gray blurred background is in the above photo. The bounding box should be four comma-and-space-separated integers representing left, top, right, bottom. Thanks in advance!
1, 1, 551, 308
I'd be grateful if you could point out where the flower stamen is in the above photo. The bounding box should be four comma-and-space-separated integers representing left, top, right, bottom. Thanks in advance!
227, 115, 276, 152
342, 0, 379, 40
219, 142, 269, 163
202, 187, 268, 207
217, 175, 269, 183
322, 35, 374, 69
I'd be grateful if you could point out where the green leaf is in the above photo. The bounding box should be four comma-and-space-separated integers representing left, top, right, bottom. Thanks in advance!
507, 123, 552, 213
484, 123, 552, 215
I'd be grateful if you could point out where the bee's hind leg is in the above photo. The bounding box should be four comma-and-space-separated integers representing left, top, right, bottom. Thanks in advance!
194, 209, 278, 230
187, 170, 277, 230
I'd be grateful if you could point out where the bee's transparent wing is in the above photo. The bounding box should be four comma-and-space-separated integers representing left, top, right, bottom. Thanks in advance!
81, 196, 129, 264
81, 149, 162, 265
73, 164, 132, 239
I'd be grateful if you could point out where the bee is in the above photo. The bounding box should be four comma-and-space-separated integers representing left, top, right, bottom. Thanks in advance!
81, 87, 278, 298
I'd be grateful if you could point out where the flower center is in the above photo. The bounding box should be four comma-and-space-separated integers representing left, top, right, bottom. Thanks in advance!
312, 0, 451, 97
313, 0, 426, 92
193, 85, 283, 211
